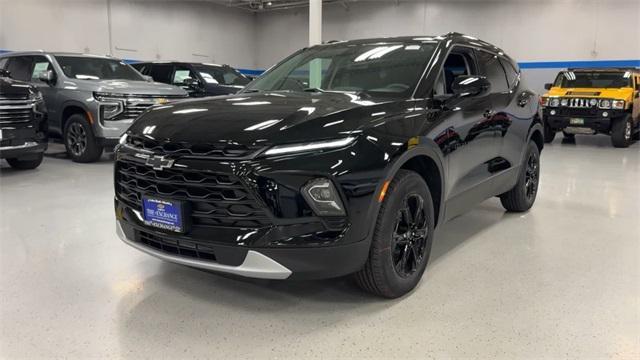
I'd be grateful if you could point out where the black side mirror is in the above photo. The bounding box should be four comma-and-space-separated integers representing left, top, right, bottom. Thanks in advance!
0, 69, 10, 78
544, 83, 553, 90
38, 70, 55, 85
183, 77, 201, 89
451, 75, 490, 97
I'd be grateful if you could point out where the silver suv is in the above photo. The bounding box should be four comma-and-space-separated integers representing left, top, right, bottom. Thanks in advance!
0, 52, 188, 162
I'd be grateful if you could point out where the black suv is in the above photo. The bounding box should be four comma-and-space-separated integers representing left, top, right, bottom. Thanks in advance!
0, 69, 48, 169
131, 62, 250, 97
115, 33, 543, 298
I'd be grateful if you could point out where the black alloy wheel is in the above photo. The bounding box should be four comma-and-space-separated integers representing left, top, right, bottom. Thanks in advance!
499, 141, 540, 212
391, 194, 429, 278
66, 122, 87, 157
524, 150, 540, 201
355, 169, 435, 298
63, 114, 103, 163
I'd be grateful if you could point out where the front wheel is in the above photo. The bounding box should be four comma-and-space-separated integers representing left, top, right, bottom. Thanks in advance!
611, 114, 633, 148
500, 141, 540, 212
6, 153, 44, 170
63, 114, 103, 163
354, 170, 435, 298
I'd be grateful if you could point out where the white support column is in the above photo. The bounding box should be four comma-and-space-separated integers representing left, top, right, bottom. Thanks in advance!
308, 0, 323, 88
309, 0, 322, 46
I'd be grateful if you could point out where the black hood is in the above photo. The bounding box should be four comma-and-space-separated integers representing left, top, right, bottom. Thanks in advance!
128, 91, 408, 146
0, 76, 34, 99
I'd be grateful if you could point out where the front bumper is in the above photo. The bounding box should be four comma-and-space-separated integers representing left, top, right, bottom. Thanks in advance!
113, 138, 389, 280
543, 108, 627, 133
116, 218, 370, 280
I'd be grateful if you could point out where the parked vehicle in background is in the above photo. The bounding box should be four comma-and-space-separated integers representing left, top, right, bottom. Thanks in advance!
541, 68, 640, 147
0, 52, 188, 162
0, 69, 48, 169
131, 62, 250, 97
114, 33, 543, 298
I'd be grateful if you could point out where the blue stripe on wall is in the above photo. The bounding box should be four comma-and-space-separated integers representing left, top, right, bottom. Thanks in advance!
519, 59, 640, 69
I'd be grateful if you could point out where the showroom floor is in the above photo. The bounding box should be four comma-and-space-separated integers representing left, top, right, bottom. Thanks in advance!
1, 135, 638, 358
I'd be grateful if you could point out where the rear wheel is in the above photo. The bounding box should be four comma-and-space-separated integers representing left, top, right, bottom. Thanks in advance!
500, 141, 540, 212
6, 153, 44, 170
354, 170, 435, 298
611, 114, 633, 148
562, 131, 575, 139
64, 114, 102, 162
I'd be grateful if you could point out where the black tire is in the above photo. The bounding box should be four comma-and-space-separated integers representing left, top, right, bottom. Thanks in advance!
562, 131, 575, 139
63, 114, 102, 162
354, 170, 435, 299
611, 114, 633, 148
6, 153, 44, 170
543, 120, 555, 143
500, 141, 540, 212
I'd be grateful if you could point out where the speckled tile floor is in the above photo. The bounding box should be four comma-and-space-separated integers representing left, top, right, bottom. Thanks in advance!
1, 136, 639, 359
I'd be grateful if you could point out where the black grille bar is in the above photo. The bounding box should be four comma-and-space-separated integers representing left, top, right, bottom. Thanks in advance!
115, 158, 271, 228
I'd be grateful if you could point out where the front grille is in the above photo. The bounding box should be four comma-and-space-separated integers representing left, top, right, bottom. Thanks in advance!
137, 230, 217, 261
0, 97, 34, 126
126, 134, 264, 158
565, 97, 593, 108
110, 95, 186, 121
115, 158, 271, 228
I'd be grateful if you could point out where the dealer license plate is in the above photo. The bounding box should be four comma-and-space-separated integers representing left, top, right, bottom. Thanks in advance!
570, 118, 584, 125
142, 196, 185, 233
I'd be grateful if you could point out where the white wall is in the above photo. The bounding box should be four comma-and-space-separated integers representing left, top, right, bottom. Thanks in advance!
0, 0, 257, 69
255, 0, 640, 69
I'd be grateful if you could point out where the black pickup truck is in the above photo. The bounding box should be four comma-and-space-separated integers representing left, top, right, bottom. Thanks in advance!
0, 69, 48, 169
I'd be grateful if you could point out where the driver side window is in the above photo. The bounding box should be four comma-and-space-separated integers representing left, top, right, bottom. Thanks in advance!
434, 49, 476, 96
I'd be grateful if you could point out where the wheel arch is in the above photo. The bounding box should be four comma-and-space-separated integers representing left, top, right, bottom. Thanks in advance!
367, 141, 446, 234
61, 101, 91, 133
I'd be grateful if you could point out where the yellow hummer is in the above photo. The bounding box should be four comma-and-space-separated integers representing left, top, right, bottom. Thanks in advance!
541, 68, 640, 147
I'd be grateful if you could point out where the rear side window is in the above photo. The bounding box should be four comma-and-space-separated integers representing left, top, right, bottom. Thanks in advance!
149, 64, 173, 83
499, 58, 519, 89
0, 58, 8, 69
476, 51, 508, 93
5, 56, 32, 81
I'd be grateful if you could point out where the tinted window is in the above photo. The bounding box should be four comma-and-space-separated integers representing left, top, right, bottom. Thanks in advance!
554, 71, 632, 88
172, 66, 196, 85
5, 56, 32, 81
476, 51, 508, 93
55, 56, 144, 81
130, 63, 148, 74
247, 42, 437, 98
30, 56, 54, 82
192, 64, 250, 86
499, 58, 519, 89
149, 64, 173, 83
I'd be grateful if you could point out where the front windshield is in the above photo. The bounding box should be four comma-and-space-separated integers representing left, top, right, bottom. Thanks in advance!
55, 56, 145, 81
246, 42, 437, 98
554, 71, 632, 88
193, 64, 250, 86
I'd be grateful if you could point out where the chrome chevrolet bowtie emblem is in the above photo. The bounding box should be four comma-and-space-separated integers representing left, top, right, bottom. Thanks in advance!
145, 155, 174, 170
